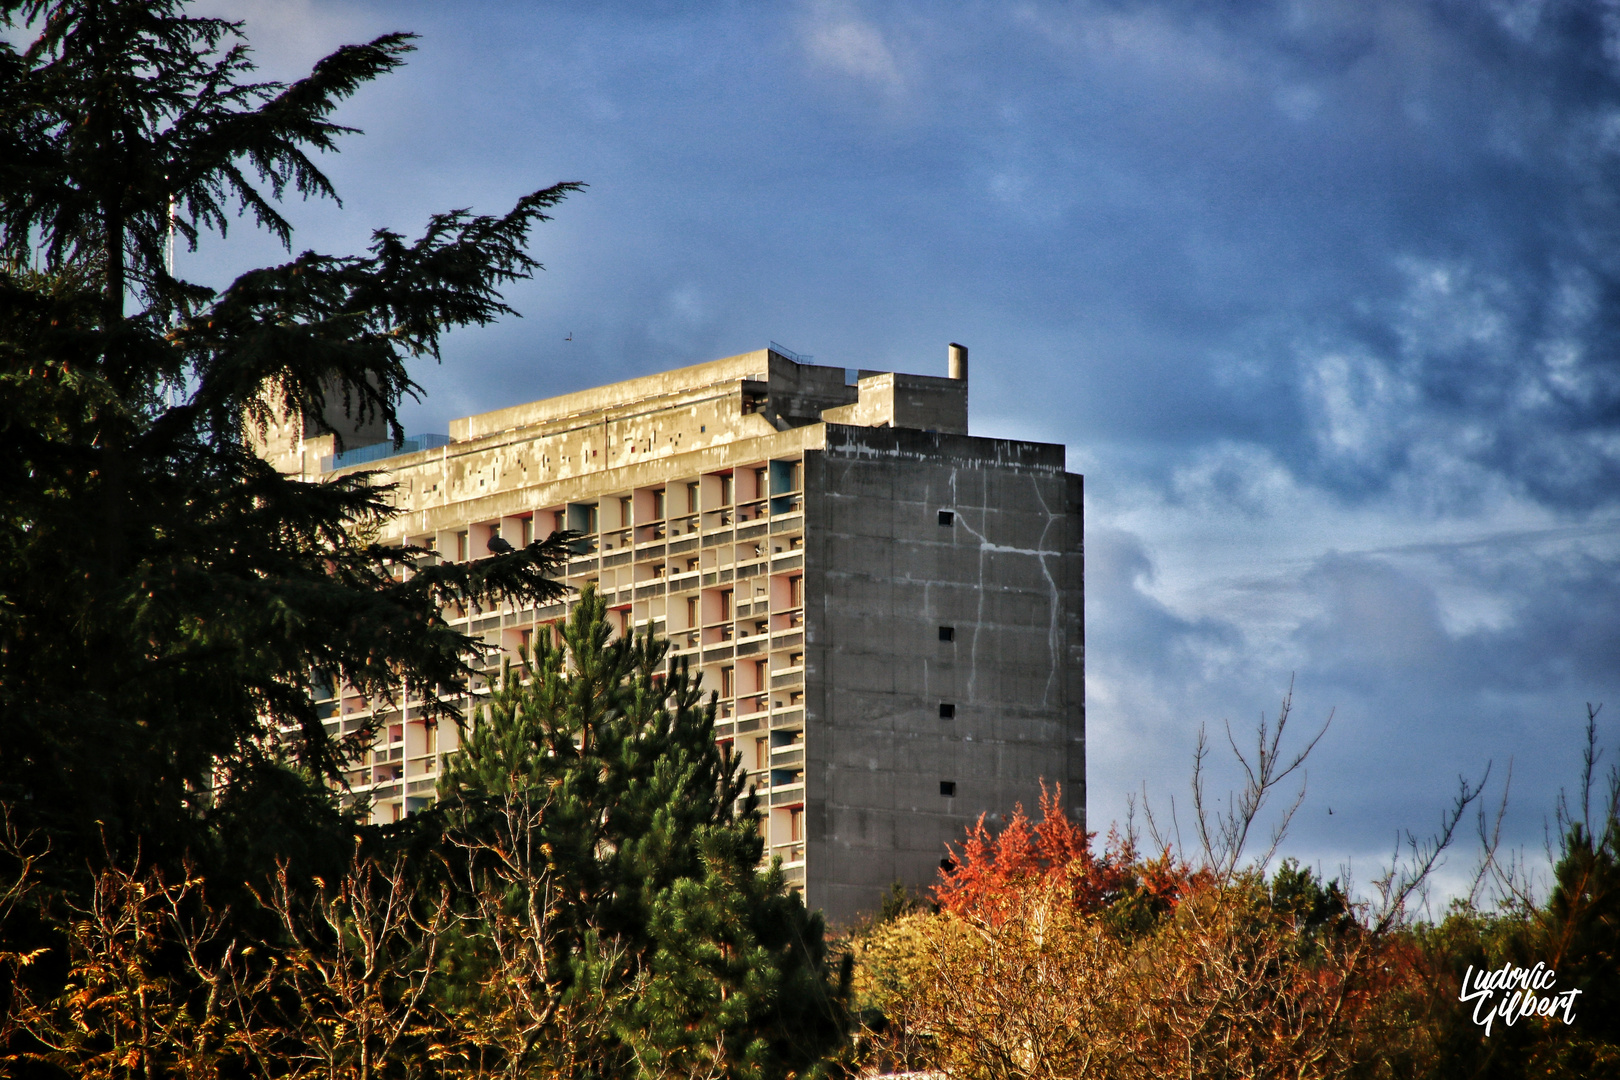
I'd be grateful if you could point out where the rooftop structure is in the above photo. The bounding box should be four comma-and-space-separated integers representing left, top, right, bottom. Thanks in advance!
259, 345, 1085, 924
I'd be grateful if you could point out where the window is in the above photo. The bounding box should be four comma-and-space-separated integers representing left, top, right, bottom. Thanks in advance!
521, 516, 534, 546
425, 723, 437, 755
940, 781, 956, 797
754, 659, 768, 689
687, 483, 700, 513
619, 496, 632, 526
788, 575, 803, 608
720, 589, 734, 620
789, 807, 804, 842
652, 488, 666, 519
719, 474, 734, 505
754, 467, 768, 499
687, 597, 699, 628
721, 666, 735, 698
938, 510, 955, 526
939, 626, 955, 642
456, 531, 469, 561
520, 628, 533, 653
939, 702, 956, 719
755, 737, 769, 771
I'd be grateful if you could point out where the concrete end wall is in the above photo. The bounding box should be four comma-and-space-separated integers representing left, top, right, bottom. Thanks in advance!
802, 426, 1083, 925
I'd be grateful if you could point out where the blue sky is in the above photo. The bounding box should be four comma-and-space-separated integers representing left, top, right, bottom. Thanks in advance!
187, 0, 1620, 903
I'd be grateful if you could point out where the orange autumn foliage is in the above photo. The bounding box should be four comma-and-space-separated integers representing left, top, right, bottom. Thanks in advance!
933, 782, 1206, 926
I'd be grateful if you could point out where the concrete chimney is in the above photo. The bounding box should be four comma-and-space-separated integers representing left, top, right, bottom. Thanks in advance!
948, 342, 968, 381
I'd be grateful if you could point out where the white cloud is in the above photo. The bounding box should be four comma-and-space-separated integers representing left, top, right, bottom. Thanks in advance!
1170, 441, 1302, 519
799, 0, 904, 89
1303, 352, 1415, 463
1011, 1, 1253, 95
1394, 256, 1513, 359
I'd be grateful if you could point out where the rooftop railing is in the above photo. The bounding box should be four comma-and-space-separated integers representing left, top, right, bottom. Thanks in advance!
322, 433, 452, 472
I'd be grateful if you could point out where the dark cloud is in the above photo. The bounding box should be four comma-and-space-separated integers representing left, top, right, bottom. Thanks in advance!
1086, 526, 1240, 676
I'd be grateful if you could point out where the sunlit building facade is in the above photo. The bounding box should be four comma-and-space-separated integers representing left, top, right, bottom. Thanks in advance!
259, 345, 1084, 923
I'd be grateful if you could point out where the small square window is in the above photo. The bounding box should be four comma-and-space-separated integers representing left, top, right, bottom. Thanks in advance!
940, 781, 956, 797
938, 510, 955, 526
938, 703, 955, 719
938, 626, 955, 642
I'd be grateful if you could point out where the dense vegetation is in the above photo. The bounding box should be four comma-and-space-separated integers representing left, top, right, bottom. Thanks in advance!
842, 707, 1620, 1080
0, 592, 851, 1079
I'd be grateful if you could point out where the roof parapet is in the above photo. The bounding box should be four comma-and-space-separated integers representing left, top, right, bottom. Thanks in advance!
820, 369, 968, 435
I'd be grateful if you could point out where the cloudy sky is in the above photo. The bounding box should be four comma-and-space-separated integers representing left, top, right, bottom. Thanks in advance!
184, 0, 1620, 904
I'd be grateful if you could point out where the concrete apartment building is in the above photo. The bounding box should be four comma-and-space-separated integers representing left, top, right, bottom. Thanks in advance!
259, 345, 1085, 923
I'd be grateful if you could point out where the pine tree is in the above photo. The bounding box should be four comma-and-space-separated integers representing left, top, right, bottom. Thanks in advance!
1535, 707, 1620, 1074
436, 588, 852, 1079
0, 0, 578, 874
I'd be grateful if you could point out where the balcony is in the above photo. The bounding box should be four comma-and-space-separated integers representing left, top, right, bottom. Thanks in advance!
769, 782, 805, 806
770, 704, 805, 728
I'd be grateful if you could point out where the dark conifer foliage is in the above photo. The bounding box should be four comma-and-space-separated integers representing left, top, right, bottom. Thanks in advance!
435, 588, 853, 1079
0, 0, 579, 873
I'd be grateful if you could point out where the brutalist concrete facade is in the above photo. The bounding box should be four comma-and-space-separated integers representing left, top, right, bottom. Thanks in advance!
259, 346, 1084, 925
804, 426, 1084, 920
